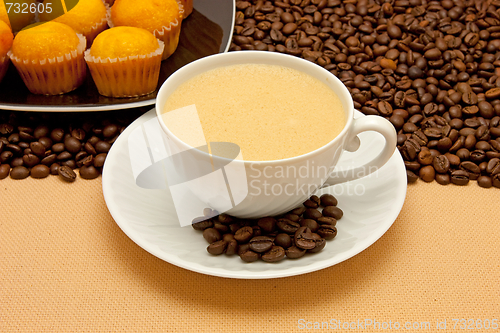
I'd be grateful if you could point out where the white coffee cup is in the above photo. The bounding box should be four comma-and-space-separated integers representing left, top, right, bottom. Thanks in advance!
155, 51, 396, 220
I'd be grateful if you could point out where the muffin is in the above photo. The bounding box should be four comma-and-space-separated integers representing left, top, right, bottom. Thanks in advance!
8, 21, 86, 95
84, 26, 164, 97
110, 0, 183, 60
39, 0, 108, 48
0, 20, 13, 83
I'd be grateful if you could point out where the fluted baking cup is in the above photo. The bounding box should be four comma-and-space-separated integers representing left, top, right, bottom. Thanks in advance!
8, 34, 87, 95
84, 40, 164, 97
108, 1, 184, 60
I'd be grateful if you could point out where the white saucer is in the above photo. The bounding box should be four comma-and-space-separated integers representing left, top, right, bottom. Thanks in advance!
102, 109, 407, 279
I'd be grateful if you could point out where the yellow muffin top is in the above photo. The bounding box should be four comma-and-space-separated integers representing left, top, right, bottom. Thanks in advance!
0, 19, 13, 56
89, 26, 160, 59
39, 0, 107, 34
111, 0, 180, 33
11, 21, 81, 60
0, 1, 10, 28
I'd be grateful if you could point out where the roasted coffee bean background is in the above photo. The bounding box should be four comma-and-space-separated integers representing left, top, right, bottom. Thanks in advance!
2, 0, 500, 189
231, 0, 500, 188
0, 108, 148, 181
193, 194, 343, 262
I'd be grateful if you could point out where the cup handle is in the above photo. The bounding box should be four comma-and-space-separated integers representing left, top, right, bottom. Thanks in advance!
324, 115, 397, 186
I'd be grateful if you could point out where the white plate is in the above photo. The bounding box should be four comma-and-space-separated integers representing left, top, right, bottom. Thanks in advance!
102, 109, 407, 279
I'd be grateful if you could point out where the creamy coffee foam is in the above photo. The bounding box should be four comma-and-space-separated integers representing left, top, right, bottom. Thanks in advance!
162, 64, 345, 161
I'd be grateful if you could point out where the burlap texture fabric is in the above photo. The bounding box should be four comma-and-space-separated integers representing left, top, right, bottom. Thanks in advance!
1, 177, 499, 332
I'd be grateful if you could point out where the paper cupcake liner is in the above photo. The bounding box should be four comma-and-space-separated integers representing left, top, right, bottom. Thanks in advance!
7, 34, 87, 95
84, 40, 164, 98
180, 0, 193, 18
0, 56, 10, 83
108, 0, 184, 60
81, 9, 109, 48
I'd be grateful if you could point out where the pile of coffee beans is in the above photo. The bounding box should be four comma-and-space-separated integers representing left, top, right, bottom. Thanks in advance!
231, 0, 500, 188
192, 194, 343, 262
0, 108, 147, 181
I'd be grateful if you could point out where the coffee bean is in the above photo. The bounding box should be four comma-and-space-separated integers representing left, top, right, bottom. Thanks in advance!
30, 142, 46, 157
234, 226, 253, 243
213, 222, 229, 234
52, 143, 65, 153
30, 164, 50, 179
308, 237, 326, 253
58, 165, 77, 182
203, 228, 221, 244
0, 151, 13, 163
433, 155, 450, 173
225, 239, 238, 256
460, 161, 480, 180
435, 173, 451, 185
300, 218, 319, 232
317, 216, 336, 226
417, 149, 433, 165
65, 137, 82, 154
487, 158, 500, 175
41, 154, 57, 166
451, 170, 470, 186
240, 250, 260, 262
0, 124, 14, 135
0, 164, 10, 179
191, 218, 213, 231
11, 157, 23, 167
419, 165, 435, 182
320, 193, 337, 207
493, 175, 500, 188
283, 213, 300, 222
285, 245, 306, 259
294, 226, 316, 250
79, 165, 99, 179
95, 141, 111, 154
257, 217, 276, 233
261, 246, 285, 262
207, 240, 228, 255
57, 151, 72, 161
38, 137, 52, 148
10, 166, 29, 179
6, 144, 22, 155
103, 124, 119, 138
485, 88, 500, 99
218, 214, 233, 224
50, 128, 64, 142
304, 208, 322, 220
477, 176, 493, 188
303, 199, 319, 208
276, 218, 300, 234
50, 163, 60, 175
275, 233, 292, 248
317, 224, 337, 240
249, 236, 273, 253
22, 154, 40, 168
322, 206, 343, 219
290, 206, 306, 215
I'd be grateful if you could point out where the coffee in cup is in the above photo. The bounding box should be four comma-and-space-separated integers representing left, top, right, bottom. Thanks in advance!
161, 63, 346, 161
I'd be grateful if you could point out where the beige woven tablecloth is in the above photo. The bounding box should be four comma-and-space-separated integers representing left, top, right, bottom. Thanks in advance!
1, 176, 499, 332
